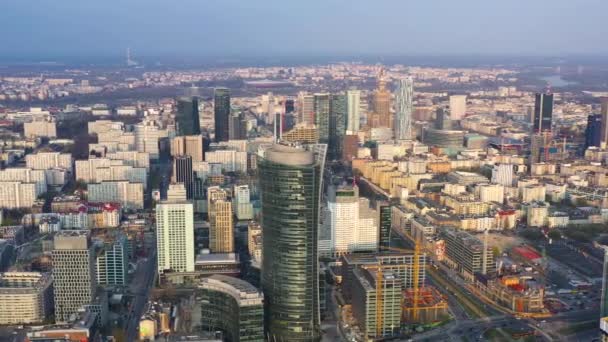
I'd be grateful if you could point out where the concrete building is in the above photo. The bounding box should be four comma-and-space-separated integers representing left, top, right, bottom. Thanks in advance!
476, 184, 504, 203
198, 275, 264, 342
0, 272, 54, 325
24, 116, 57, 139
52, 230, 97, 323
526, 202, 549, 228
171, 134, 204, 162
233, 185, 254, 220
205, 149, 247, 173
87, 181, 144, 210
25, 152, 72, 173
0, 181, 39, 209
449, 94, 467, 120
209, 197, 234, 253
156, 201, 195, 275
352, 268, 402, 339
492, 164, 514, 187
439, 227, 495, 281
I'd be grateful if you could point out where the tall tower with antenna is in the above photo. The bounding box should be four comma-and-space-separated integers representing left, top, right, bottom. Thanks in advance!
126, 47, 138, 67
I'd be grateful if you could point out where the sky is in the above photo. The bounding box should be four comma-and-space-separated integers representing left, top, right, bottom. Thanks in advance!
1, 0, 607, 60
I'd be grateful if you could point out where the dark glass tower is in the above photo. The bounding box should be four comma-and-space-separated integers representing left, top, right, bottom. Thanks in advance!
533, 93, 553, 133
259, 144, 325, 341
585, 114, 602, 149
176, 97, 201, 136
314, 93, 330, 143
329, 93, 347, 160
377, 201, 392, 249
214, 88, 231, 142
172, 155, 194, 199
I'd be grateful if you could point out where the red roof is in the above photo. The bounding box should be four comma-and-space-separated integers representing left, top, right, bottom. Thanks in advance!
513, 246, 542, 261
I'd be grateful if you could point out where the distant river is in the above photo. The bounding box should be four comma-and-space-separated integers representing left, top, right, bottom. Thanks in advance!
540, 75, 578, 87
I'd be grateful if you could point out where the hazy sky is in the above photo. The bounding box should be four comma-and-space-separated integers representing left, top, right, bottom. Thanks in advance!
1, 0, 607, 59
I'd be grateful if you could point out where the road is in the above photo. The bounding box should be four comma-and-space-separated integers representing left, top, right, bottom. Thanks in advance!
321, 285, 345, 342
126, 249, 157, 342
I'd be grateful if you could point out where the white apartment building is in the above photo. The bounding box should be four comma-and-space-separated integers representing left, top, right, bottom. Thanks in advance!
25, 152, 72, 173
205, 150, 247, 173
233, 184, 253, 220
476, 184, 504, 203
87, 181, 144, 210
0, 167, 47, 194
0, 182, 39, 209
134, 119, 168, 159
491, 164, 514, 187
156, 202, 195, 274
24, 117, 57, 139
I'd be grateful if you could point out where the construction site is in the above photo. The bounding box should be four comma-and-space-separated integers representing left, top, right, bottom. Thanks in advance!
402, 286, 449, 324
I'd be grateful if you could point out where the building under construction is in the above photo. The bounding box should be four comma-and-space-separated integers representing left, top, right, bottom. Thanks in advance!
402, 286, 449, 324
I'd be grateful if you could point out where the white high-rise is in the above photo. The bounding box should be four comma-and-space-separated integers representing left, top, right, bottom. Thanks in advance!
449, 95, 467, 120
491, 164, 514, 187
320, 185, 378, 256
156, 201, 195, 275
346, 89, 361, 133
394, 78, 414, 140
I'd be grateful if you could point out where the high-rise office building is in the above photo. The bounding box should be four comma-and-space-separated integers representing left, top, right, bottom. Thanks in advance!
209, 197, 234, 253
320, 185, 378, 256
352, 268, 402, 339
0, 272, 54, 325
172, 155, 194, 199
214, 88, 231, 142
394, 77, 414, 140
449, 94, 467, 121
259, 144, 326, 341
171, 135, 204, 162
176, 97, 201, 136
533, 92, 553, 133
314, 93, 331, 143
297, 92, 315, 125
96, 234, 128, 286
586, 114, 603, 150
371, 69, 391, 129
52, 230, 97, 323
199, 275, 264, 342
601, 97, 608, 148
346, 89, 361, 133
377, 201, 392, 249
156, 201, 195, 275
329, 93, 347, 159
435, 107, 452, 130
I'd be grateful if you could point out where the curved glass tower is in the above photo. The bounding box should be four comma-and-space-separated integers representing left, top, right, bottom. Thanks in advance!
259, 144, 325, 341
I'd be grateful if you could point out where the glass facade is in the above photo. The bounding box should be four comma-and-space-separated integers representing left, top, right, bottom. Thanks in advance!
214, 88, 231, 142
533, 93, 553, 133
200, 278, 264, 342
329, 93, 347, 160
585, 114, 602, 149
176, 97, 201, 136
314, 93, 330, 144
377, 201, 392, 249
259, 145, 323, 341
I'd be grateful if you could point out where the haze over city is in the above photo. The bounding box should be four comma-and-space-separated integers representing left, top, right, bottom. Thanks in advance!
2, 0, 608, 61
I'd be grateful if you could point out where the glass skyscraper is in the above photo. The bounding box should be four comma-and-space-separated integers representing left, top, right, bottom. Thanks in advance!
176, 97, 201, 136
214, 87, 231, 142
533, 92, 553, 133
394, 77, 413, 140
314, 93, 330, 144
329, 93, 347, 160
259, 144, 326, 341
586, 114, 602, 150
